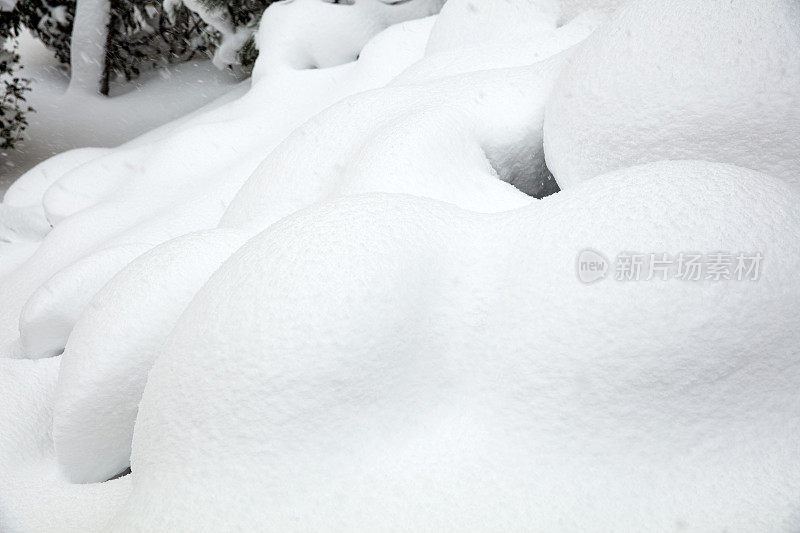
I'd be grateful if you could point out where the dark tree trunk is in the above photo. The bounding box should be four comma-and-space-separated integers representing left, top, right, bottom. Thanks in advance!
100, 0, 117, 96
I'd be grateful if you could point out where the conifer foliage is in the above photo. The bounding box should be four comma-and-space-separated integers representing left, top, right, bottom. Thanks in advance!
15, 0, 73, 65
7, 0, 215, 94
179, 0, 276, 68
7, 0, 276, 94
100, 0, 213, 94
1, 5, 33, 150
1, 0, 387, 148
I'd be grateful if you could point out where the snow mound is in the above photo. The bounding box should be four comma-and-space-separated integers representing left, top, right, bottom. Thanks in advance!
20, 243, 156, 359
253, 0, 445, 75
1, 148, 109, 246
3, 0, 799, 529
0, 1, 440, 359
220, 55, 566, 230
395, 5, 601, 84
115, 161, 800, 530
223, 1, 600, 230
424, 0, 560, 55
545, 0, 800, 189
28, 0, 589, 483
218, 0, 606, 231
3, 0, 592, 362
52, 229, 249, 483
3, 148, 110, 217
422, 0, 624, 57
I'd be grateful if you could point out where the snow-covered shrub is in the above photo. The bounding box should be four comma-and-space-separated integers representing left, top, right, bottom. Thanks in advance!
0, 6, 32, 149
178, 0, 445, 70
173, 0, 278, 69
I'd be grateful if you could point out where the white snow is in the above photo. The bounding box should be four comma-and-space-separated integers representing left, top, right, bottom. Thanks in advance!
1, 2, 439, 360
0, 356, 131, 532
557, 0, 623, 22
1, 0, 799, 530
252, 0, 445, 73
219, 56, 562, 229
53, 229, 249, 483
395, 8, 601, 84
544, 0, 800, 189
424, 0, 560, 55
119, 160, 800, 531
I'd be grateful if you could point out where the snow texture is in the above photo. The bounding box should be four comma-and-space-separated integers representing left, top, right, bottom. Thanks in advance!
1, 0, 799, 530
53, 229, 249, 483
424, 0, 560, 55
545, 0, 800, 189
1, 0, 440, 360
119, 161, 800, 531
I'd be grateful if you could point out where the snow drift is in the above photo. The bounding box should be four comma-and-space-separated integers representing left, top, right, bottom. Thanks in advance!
52, 229, 250, 484
116, 161, 800, 531
1, 0, 799, 530
544, 0, 800, 189
0, 0, 443, 360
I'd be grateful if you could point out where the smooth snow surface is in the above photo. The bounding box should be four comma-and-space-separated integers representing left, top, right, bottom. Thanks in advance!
220, 57, 560, 230
1, 0, 440, 360
53, 229, 249, 483
557, 0, 624, 22
120, 161, 800, 531
545, 0, 800, 189
0, 357, 131, 532
1, 0, 799, 530
424, 0, 560, 55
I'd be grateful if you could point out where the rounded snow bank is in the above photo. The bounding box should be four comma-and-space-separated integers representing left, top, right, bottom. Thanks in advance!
115, 161, 800, 530
423, 0, 623, 56
545, 0, 800, 189
3, 148, 110, 213
220, 56, 569, 230
0, 0, 440, 359
52, 229, 249, 484
252, 0, 445, 77
396, 1, 601, 84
